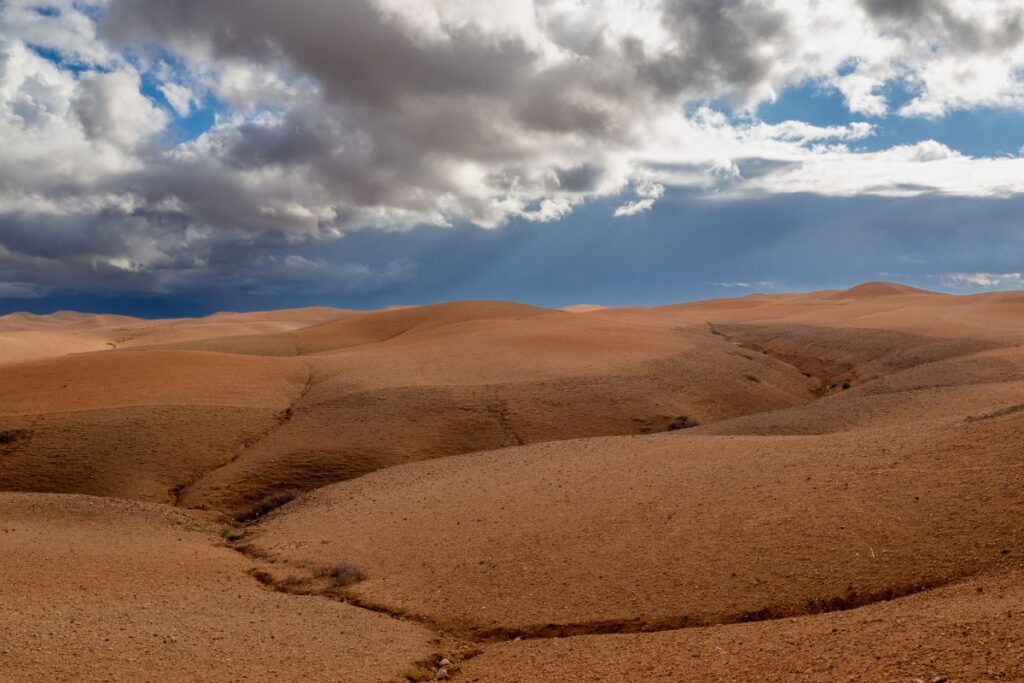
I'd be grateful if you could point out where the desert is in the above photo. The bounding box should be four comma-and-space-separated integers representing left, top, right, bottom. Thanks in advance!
4, 2, 1024, 679
2, 283, 1023, 681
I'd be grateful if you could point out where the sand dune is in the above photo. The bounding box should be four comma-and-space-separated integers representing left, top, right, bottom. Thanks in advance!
0, 330, 116, 366
0, 311, 140, 331
559, 304, 608, 313
826, 281, 935, 298
115, 307, 354, 349
0, 311, 142, 364
2, 283, 1023, 681
2, 300, 819, 509
169, 307, 819, 509
0, 307, 351, 366
159, 300, 549, 356
0, 350, 307, 502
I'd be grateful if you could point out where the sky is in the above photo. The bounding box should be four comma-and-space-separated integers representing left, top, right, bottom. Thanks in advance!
2, 0, 1024, 316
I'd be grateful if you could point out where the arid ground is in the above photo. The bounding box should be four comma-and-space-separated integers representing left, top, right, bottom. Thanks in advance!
1, 282, 1022, 682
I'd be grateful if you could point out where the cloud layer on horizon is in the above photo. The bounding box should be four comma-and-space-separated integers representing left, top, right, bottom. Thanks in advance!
2, 0, 1024, 299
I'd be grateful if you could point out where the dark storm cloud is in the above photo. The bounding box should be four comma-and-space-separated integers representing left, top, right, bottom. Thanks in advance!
555, 164, 604, 192
731, 158, 802, 180
0, 210, 185, 266
858, 0, 929, 20
643, 0, 789, 97
100, 0, 791, 108
859, 0, 1024, 53
102, 0, 535, 105
0, 206, 343, 295
0, 211, 170, 291
226, 120, 327, 169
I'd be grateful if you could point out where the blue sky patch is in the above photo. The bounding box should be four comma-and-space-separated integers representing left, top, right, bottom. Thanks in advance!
760, 79, 1024, 158
28, 44, 96, 75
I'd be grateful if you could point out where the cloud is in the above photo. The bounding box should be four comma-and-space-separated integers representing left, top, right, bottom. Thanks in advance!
939, 272, 1024, 289
1, 1, 1024, 298
858, 0, 1024, 117
73, 70, 168, 148
614, 180, 665, 216
645, 119, 1024, 198
158, 82, 197, 117
707, 280, 779, 290
613, 198, 656, 217
753, 121, 875, 143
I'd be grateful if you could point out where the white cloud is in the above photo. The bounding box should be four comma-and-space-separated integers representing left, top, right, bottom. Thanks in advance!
753, 120, 875, 143
939, 272, 1024, 289
614, 198, 656, 217
73, 70, 167, 148
158, 82, 196, 117
0, 37, 154, 203
0, 0, 113, 66
732, 141, 1024, 198
708, 280, 779, 289
643, 114, 1024, 199
614, 179, 664, 217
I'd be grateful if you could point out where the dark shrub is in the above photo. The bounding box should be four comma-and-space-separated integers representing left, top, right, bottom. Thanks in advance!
220, 528, 243, 542
666, 416, 699, 431
233, 489, 301, 523
316, 561, 368, 587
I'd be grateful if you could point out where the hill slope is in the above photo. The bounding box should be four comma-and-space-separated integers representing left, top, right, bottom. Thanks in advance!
2, 283, 1023, 682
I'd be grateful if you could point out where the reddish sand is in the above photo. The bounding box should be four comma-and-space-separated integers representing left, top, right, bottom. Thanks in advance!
0, 307, 350, 365
0, 493, 435, 682
457, 563, 1024, 681
559, 304, 608, 313
1, 283, 1023, 681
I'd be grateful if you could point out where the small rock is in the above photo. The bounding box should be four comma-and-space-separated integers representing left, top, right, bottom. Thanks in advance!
438, 658, 451, 667
435, 667, 450, 680
931, 677, 948, 683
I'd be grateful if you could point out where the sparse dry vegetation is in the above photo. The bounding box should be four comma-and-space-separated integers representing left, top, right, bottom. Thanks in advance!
219, 528, 242, 542
233, 489, 301, 523
316, 561, 368, 587
666, 416, 699, 431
